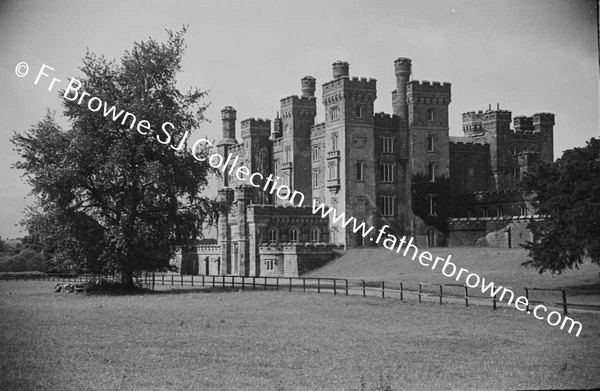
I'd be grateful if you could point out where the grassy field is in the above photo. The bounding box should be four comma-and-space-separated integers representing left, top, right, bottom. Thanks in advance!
1, 280, 600, 390
306, 247, 600, 306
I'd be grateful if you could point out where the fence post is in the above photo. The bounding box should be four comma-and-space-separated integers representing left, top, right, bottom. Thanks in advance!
231, 276, 235, 289
333, 279, 337, 295
242, 277, 245, 290
276, 278, 279, 291
493, 294, 497, 310
317, 278, 321, 293
524, 287, 529, 312
345, 280, 348, 296
362, 280, 365, 297
222, 276, 225, 291
439, 285, 443, 305
171, 275, 174, 286
303, 278, 306, 292
181, 275, 183, 286
464, 286, 469, 307
381, 281, 385, 299
264, 277, 267, 291
400, 282, 403, 301
253, 277, 256, 290
202, 275, 205, 287
289, 278, 292, 292
191, 275, 194, 287
418, 283, 422, 303
562, 290, 568, 315
162, 274, 164, 285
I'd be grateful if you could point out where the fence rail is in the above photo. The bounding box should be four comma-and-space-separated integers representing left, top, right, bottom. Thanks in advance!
4, 272, 600, 314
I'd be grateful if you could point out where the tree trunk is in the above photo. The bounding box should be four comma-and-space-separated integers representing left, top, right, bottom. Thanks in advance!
121, 267, 134, 289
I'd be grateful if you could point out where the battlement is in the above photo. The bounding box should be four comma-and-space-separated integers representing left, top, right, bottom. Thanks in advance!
449, 140, 489, 152
311, 122, 326, 135
196, 244, 221, 252
374, 112, 399, 128
227, 143, 245, 155
322, 76, 377, 94
407, 80, 451, 91
240, 118, 271, 139
533, 112, 555, 124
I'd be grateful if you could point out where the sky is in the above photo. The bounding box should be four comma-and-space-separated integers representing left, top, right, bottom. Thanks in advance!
0, 0, 598, 239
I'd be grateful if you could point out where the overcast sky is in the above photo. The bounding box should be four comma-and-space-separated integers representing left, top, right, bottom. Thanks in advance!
0, 0, 598, 239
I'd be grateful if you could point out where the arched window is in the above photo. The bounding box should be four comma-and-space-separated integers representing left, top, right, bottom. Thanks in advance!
310, 227, 320, 243
426, 228, 436, 247
289, 227, 299, 243
268, 228, 279, 244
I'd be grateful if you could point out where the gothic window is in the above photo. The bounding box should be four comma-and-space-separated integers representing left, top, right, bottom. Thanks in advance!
427, 136, 434, 152
520, 205, 527, 217
312, 145, 320, 162
310, 227, 320, 243
331, 106, 340, 121
268, 228, 279, 244
313, 170, 320, 188
274, 160, 280, 177
328, 161, 338, 180
427, 108, 434, 121
428, 163, 436, 182
496, 206, 504, 217
427, 195, 438, 216
285, 147, 291, 162
355, 105, 362, 118
380, 195, 395, 216
380, 163, 394, 183
481, 207, 489, 218
332, 133, 338, 150
382, 137, 394, 154
266, 259, 275, 271
289, 227, 299, 243
356, 161, 364, 181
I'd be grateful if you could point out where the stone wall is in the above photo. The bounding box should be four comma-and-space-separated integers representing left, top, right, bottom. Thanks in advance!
448, 216, 535, 248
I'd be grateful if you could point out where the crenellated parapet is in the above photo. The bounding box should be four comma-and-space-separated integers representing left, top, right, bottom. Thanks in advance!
374, 112, 399, 129
406, 80, 451, 105
240, 118, 271, 139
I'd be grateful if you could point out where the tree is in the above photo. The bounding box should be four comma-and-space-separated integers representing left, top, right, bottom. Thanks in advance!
12, 28, 220, 287
521, 137, 600, 275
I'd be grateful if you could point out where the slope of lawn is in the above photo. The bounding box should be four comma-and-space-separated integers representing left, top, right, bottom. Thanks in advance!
1, 281, 599, 391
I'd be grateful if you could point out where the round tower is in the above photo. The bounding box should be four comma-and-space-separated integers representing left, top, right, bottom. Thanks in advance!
221, 106, 237, 141
392, 57, 412, 121
301, 76, 316, 97
332, 61, 349, 79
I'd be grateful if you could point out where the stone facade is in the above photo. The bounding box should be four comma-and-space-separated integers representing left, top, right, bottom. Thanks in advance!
181, 57, 555, 276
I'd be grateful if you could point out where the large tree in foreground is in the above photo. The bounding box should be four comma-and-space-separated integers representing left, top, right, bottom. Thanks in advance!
12, 28, 219, 287
521, 137, 600, 275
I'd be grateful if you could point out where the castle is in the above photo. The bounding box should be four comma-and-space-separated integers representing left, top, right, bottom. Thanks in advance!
180, 57, 554, 277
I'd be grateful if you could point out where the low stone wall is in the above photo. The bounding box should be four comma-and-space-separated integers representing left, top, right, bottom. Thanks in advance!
448, 216, 534, 248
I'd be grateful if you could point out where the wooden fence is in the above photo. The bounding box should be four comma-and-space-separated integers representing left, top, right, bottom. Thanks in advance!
4, 273, 600, 315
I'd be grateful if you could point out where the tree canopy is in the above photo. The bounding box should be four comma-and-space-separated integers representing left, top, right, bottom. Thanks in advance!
11, 28, 219, 287
521, 137, 600, 275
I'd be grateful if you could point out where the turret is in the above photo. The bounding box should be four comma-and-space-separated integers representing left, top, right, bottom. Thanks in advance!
220, 106, 237, 143
332, 61, 349, 79
301, 76, 316, 98
392, 57, 411, 122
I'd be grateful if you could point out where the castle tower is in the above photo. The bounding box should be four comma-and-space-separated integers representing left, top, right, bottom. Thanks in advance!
233, 185, 253, 276
533, 112, 555, 162
217, 187, 234, 275
320, 61, 378, 247
216, 106, 238, 188
277, 76, 318, 205
240, 118, 272, 205
392, 57, 411, 124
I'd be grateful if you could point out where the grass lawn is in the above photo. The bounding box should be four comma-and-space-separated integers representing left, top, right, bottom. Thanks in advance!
1, 281, 599, 390
307, 247, 600, 306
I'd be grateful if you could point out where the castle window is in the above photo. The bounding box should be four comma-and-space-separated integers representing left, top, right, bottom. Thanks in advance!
382, 137, 394, 154
312, 145, 320, 162
312, 170, 320, 188
512, 145, 518, 156
331, 106, 340, 121
496, 206, 504, 217
289, 228, 299, 243
427, 136, 434, 152
268, 228, 279, 244
427, 108, 434, 121
481, 207, 489, 218
328, 161, 339, 180
274, 160, 280, 177
428, 163, 436, 182
468, 167, 475, 178
467, 208, 474, 218
285, 147, 291, 162
266, 259, 275, 271
331, 133, 338, 150
356, 105, 362, 118
310, 227, 320, 243
427, 195, 438, 216
520, 205, 527, 217
331, 227, 338, 243
380, 163, 394, 183
380, 195, 395, 216
356, 161, 364, 181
